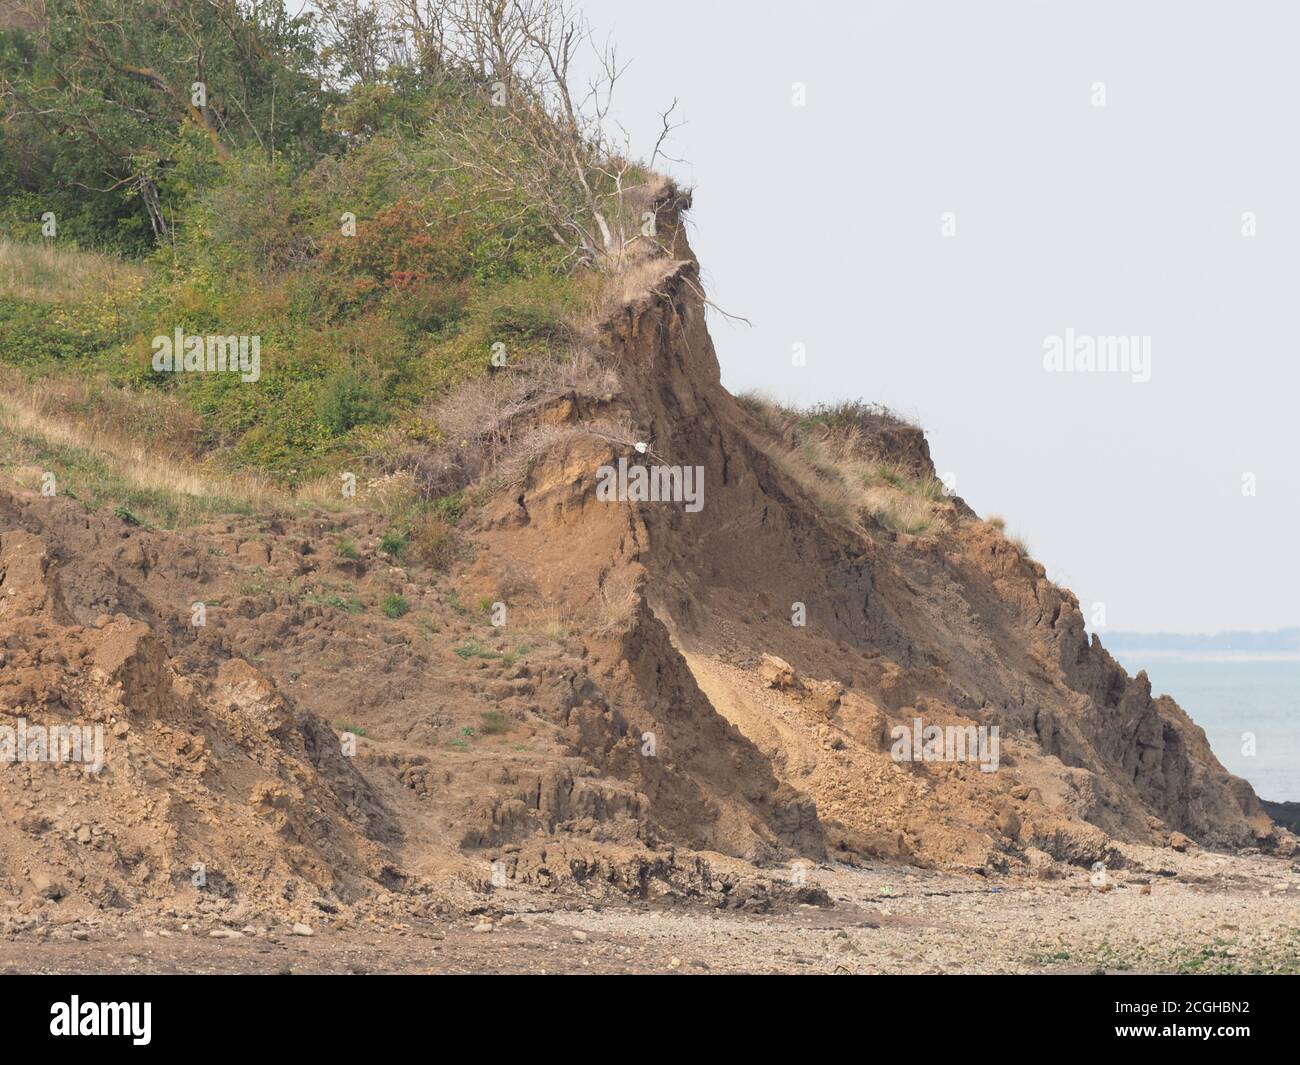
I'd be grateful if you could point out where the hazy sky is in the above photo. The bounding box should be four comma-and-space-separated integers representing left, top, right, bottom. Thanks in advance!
589, 0, 1299, 633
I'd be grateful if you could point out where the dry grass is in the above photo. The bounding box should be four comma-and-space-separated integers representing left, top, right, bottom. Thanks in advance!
741, 393, 950, 538
595, 567, 641, 633
538, 603, 570, 641
292, 472, 367, 512
0, 238, 149, 304
367, 346, 623, 501
589, 256, 683, 322
860, 482, 939, 536
408, 511, 459, 570
982, 515, 1030, 555
0, 369, 337, 525
389, 342, 634, 508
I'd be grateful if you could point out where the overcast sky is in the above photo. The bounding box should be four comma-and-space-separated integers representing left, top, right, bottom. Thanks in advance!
589, 0, 1299, 634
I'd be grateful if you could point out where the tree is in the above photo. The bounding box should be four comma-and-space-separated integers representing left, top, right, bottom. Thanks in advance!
424, 0, 683, 270
0, 0, 333, 247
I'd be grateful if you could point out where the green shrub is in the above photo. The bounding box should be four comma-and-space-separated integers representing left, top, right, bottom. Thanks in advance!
379, 528, 408, 556
317, 371, 385, 436
380, 593, 409, 618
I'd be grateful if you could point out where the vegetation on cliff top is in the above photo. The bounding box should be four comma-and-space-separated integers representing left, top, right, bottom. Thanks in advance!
0, 0, 678, 525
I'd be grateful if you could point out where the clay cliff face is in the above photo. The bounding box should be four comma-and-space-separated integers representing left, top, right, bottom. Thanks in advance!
466, 190, 1282, 873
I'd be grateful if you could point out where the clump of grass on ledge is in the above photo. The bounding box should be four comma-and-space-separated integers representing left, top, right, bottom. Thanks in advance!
379, 528, 408, 557
320, 594, 364, 615
738, 393, 949, 538
982, 515, 1031, 557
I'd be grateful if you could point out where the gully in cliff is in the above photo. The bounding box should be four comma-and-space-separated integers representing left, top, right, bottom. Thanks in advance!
595, 457, 705, 513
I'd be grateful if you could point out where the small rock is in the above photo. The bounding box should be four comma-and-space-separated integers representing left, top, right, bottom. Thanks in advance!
759, 654, 799, 690
571, 930, 589, 944
290, 923, 314, 937
209, 929, 243, 939
472, 921, 494, 933
30, 871, 65, 900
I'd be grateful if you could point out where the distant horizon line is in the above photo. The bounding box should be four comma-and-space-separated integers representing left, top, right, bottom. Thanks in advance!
1099, 626, 1300, 652
1105, 625, 1300, 637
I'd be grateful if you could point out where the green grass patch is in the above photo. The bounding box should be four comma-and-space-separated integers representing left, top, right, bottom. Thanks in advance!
380, 593, 409, 618
323, 594, 365, 614
379, 528, 408, 557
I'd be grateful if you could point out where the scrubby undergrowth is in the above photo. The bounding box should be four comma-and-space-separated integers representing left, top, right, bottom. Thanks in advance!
0, 1, 680, 541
